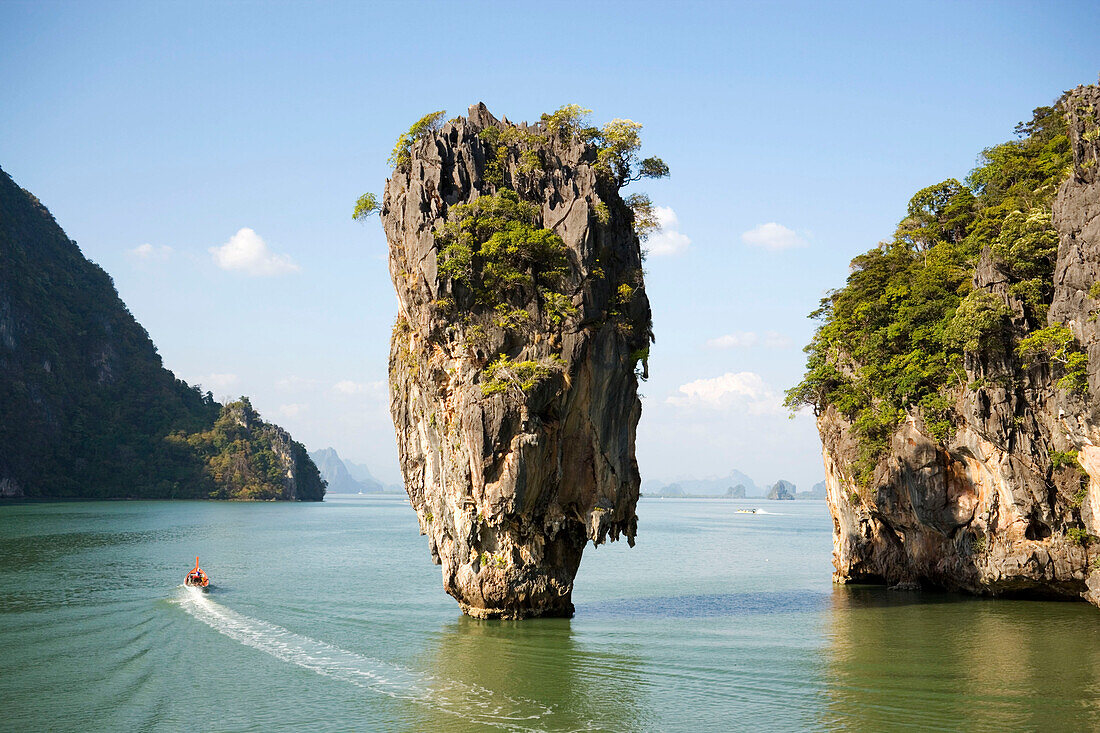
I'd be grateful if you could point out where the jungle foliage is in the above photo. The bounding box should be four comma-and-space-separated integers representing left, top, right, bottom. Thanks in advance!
169, 398, 324, 501
785, 103, 1078, 485
435, 189, 572, 317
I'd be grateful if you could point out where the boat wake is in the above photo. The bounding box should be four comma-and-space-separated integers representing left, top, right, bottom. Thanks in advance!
174, 586, 553, 730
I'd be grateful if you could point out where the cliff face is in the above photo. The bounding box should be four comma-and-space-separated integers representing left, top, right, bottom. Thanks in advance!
821, 85, 1100, 602
0, 167, 323, 500
383, 105, 651, 618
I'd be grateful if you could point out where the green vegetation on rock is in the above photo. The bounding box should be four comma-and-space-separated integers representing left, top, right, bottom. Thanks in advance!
352, 192, 380, 221
480, 354, 560, 396
169, 398, 324, 500
389, 110, 447, 170
786, 103, 1078, 485
1068, 526, 1094, 547
435, 189, 572, 317
1016, 324, 1089, 393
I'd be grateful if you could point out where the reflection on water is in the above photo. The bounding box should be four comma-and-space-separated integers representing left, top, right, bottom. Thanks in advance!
822, 586, 1100, 730
412, 616, 651, 732
583, 590, 831, 619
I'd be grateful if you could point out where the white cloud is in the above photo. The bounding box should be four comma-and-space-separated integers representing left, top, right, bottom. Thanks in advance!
200, 373, 239, 390
741, 222, 808, 251
129, 243, 172, 260
763, 331, 792, 348
666, 371, 781, 414
333, 380, 365, 395
656, 205, 679, 229
277, 376, 321, 391
333, 380, 387, 398
706, 331, 759, 349
278, 403, 307, 417
646, 206, 691, 256
210, 227, 300, 276
706, 330, 791, 349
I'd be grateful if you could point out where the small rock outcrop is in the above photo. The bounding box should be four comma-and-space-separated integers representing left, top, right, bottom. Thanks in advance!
767, 480, 796, 500
183, 398, 326, 501
383, 105, 653, 618
726, 484, 747, 498
811, 84, 1100, 603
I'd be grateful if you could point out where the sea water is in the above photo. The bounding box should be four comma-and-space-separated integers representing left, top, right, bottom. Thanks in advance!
3, 496, 1100, 731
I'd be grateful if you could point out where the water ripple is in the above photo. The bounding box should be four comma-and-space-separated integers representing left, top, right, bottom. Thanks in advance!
174, 586, 566, 731
580, 590, 831, 619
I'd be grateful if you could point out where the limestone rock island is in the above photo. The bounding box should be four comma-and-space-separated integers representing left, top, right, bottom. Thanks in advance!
382, 105, 656, 618
790, 83, 1100, 604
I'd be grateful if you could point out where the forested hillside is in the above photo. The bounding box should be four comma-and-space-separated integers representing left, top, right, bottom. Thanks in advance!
0, 167, 323, 500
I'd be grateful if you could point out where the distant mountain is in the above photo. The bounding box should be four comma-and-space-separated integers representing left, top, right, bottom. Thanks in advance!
650, 484, 685, 498
342, 457, 404, 492
341, 458, 378, 484
794, 481, 827, 501
644, 469, 761, 497
645, 481, 754, 499
767, 480, 797, 500
309, 448, 382, 493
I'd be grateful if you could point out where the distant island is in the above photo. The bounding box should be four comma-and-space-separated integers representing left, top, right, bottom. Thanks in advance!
0, 167, 324, 500
643, 474, 826, 500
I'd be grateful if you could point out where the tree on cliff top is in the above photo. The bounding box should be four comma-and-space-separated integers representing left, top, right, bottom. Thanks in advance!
434, 188, 570, 311
389, 110, 447, 170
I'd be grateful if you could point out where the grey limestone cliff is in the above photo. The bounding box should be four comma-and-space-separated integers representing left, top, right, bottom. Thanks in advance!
383, 104, 652, 618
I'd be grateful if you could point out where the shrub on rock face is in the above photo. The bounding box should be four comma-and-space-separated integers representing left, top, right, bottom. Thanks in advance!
1016, 324, 1090, 393
389, 110, 446, 170
435, 189, 570, 310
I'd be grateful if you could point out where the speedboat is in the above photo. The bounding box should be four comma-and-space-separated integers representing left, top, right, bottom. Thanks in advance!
185, 557, 210, 590
736, 509, 757, 514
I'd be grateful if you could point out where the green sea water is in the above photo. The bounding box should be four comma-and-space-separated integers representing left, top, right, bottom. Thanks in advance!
3, 496, 1100, 732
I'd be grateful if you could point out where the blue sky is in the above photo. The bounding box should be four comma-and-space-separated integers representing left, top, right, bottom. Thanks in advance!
2, 1, 1097, 488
